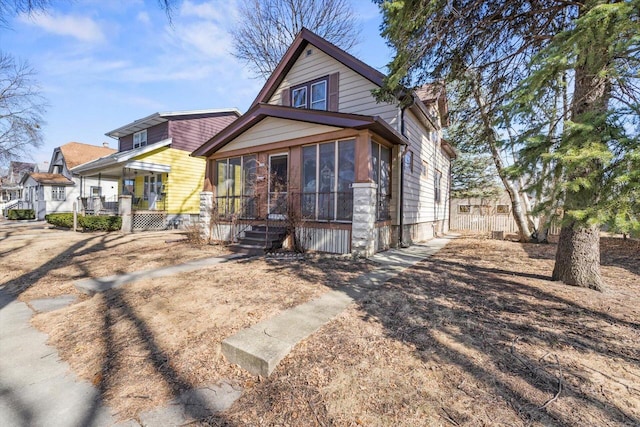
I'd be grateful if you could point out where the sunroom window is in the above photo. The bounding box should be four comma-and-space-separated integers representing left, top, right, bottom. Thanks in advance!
302, 139, 355, 221
215, 155, 257, 218
371, 141, 391, 220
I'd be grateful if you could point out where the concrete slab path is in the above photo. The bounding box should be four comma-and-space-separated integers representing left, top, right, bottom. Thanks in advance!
222, 235, 457, 377
74, 253, 245, 294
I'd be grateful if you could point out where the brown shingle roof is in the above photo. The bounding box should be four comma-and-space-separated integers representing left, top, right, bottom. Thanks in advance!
59, 142, 116, 169
28, 173, 74, 185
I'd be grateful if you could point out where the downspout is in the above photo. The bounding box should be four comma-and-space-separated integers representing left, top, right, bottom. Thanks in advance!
399, 106, 408, 248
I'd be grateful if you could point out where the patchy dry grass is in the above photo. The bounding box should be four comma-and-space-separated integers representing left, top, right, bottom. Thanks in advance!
0, 225, 229, 301
30, 253, 372, 420
2, 221, 638, 426
224, 236, 640, 426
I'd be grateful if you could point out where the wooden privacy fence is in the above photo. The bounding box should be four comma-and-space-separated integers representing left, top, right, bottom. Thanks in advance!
451, 213, 519, 234
451, 213, 562, 235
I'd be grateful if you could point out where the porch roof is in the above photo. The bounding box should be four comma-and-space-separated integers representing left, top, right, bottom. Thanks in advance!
71, 138, 173, 176
192, 103, 408, 158
23, 173, 74, 186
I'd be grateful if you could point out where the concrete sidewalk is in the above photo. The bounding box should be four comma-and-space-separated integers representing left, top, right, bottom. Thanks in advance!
222, 235, 457, 377
74, 253, 245, 294
0, 290, 118, 427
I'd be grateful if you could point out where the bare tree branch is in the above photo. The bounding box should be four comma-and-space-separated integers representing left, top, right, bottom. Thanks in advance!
231, 0, 360, 79
0, 51, 46, 165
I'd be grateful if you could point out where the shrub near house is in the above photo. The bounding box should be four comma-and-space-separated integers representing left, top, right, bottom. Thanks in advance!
7, 209, 35, 220
45, 213, 121, 231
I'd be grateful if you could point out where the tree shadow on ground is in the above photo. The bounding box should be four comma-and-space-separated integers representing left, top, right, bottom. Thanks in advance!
259, 241, 640, 426
75, 285, 233, 426
1, 230, 235, 426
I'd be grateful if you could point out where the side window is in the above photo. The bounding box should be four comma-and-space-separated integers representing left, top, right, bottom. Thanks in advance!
292, 87, 307, 108
133, 130, 147, 148
434, 169, 442, 202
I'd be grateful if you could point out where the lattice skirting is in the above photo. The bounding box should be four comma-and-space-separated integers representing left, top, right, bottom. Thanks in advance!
132, 211, 167, 231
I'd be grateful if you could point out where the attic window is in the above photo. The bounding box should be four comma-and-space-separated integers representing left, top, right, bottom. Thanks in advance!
291, 76, 328, 110
133, 130, 147, 148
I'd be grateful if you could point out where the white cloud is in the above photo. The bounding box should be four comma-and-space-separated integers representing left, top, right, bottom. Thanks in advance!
180, 0, 227, 21
19, 11, 105, 43
136, 11, 151, 25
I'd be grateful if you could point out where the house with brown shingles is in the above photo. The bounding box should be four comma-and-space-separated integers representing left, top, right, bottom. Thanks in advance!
21, 142, 117, 219
192, 28, 456, 256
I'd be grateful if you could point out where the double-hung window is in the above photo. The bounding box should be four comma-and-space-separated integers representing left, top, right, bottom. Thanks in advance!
291, 77, 328, 110
302, 139, 355, 221
133, 130, 147, 148
52, 186, 65, 201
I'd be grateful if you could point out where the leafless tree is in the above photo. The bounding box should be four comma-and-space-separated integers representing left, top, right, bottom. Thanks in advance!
231, 0, 359, 79
0, 52, 46, 165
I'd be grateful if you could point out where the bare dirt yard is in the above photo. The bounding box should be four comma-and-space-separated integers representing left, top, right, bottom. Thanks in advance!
1, 221, 638, 426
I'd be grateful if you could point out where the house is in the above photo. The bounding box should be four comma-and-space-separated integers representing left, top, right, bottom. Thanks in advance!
21, 142, 117, 219
72, 109, 240, 229
0, 161, 36, 203
192, 28, 456, 256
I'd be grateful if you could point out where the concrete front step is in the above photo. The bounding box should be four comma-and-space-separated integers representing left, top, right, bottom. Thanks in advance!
221, 291, 353, 377
228, 243, 266, 256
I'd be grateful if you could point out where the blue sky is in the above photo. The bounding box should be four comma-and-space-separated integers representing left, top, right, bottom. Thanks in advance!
0, 0, 392, 166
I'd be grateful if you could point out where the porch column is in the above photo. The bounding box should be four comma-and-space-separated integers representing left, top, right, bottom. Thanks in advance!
119, 195, 132, 233
351, 182, 377, 258
200, 191, 214, 241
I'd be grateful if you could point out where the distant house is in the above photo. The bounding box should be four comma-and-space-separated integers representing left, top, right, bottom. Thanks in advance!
73, 109, 240, 228
21, 142, 117, 219
192, 28, 455, 256
0, 161, 36, 203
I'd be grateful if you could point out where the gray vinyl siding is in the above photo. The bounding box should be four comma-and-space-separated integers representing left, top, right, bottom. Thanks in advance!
268, 45, 400, 128
169, 114, 238, 153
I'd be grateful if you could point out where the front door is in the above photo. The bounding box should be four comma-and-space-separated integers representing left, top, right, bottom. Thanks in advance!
268, 153, 288, 218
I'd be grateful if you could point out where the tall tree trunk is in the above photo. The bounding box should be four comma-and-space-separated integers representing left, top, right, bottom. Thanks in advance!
552, 221, 602, 290
552, 4, 608, 290
471, 79, 532, 242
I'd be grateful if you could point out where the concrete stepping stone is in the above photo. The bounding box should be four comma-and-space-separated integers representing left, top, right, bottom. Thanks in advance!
136, 381, 242, 426
29, 294, 77, 313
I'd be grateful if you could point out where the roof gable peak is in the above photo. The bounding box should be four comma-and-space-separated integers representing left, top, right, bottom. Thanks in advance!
250, 27, 386, 109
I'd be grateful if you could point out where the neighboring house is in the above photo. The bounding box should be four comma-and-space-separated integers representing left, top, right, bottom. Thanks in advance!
20, 142, 117, 219
193, 28, 456, 256
0, 161, 36, 203
72, 109, 241, 227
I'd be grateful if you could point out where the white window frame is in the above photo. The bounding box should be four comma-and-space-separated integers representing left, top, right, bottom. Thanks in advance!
133, 129, 147, 148
310, 80, 327, 110
291, 77, 328, 110
52, 186, 65, 201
